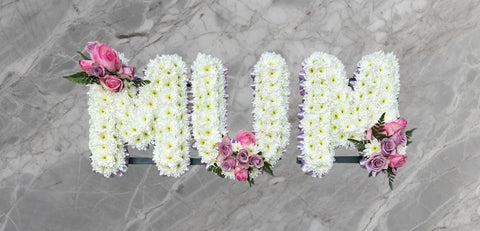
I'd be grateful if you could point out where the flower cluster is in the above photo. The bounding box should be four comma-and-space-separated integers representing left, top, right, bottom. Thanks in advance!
144, 54, 191, 177
351, 51, 400, 128
190, 53, 228, 165
208, 130, 273, 185
350, 113, 414, 189
64, 41, 149, 92
297, 52, 353, 177
251, 52, 290, 165
88, 84, 128, 177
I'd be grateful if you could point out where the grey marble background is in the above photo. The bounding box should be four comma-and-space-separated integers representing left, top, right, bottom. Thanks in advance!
1, 0, 479, 230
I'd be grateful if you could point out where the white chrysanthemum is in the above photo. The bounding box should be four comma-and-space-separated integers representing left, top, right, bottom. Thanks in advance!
144, 54, 190, 177
191, 53, 227, 166
87, 85, 127, 178
364, 139, 381, 158
354, 51, 400, 126
397, 145, 407, 155
298, 52, 351, 177
252, 52, 290, 166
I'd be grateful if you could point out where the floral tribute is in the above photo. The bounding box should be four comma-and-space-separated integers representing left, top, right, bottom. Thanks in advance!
208, 130, 273, 186
349, 113, 415, 189
190, 52, 289, 184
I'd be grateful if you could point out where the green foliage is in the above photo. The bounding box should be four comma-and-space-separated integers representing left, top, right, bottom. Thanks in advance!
348, 138, 368, 152
207, 164, 225, 178
387, 167, 396, 190
77, 51, 90, 60
63, 72, 99, 85
130, 79, 151, 88
247, 176, 255, 187
406, 128, 416, 145
371, 112, 388, 140
262, 161, 274, 176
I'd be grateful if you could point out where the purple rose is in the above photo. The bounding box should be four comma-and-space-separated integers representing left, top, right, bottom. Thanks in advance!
248, 155, 264, 168
381, 138, 397, 156
216, 136, 233, 156
391, 130, 407, 146
92, 63, 107, 77
220, 156, 237, 171
237, 148, 250, 164
118, 65, 135, 80
365, 154, 388, 173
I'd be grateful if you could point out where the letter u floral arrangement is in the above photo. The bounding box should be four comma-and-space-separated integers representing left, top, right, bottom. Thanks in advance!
64, 41, 414, 189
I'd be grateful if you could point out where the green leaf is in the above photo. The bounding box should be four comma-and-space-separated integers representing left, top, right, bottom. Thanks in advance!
77, 51, 90, 60
207, 164, 225, 178
130, 79, 151, 88
406, 128, 416, 141
262, 161, 274, 176
371, 112, 388, 140
348, 138, 367, 152
247, 176, 254, 186
63, 72, 99, 85
387, 167, 396, 190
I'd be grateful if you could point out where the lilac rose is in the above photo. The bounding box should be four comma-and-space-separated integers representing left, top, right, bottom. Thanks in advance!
237, 148, 250, 164
381, 138, 397, 156
391, 130, 407, 146
92, 63, 107, 77
220, 156, 237, 171
216, 136, 233, 156
248, 155, 264, 168
365, 154, 388, 173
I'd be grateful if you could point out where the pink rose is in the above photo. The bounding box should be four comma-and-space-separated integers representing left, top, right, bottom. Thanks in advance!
235, 130, 256, 147
118, 65, 135, 80
220, 156, 237, 171
234, 167, 248, 181
248, 155, 264, 168
78, 60, 94, 75
366, 128, 373, 141
86, 42, 121, 72
97, 44, 121, 72
99, 75, 123, 92
385, 118, 407, 136
389, 154, 407, 169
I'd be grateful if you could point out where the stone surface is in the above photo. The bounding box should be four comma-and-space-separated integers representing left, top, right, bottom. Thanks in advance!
1, 0, 480, 230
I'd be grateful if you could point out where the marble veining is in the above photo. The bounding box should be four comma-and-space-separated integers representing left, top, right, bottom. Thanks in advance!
1, 0, 480, 230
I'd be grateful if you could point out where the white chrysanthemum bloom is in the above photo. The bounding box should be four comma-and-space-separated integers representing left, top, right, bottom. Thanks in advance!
144, 54, 190, 177
364, 139, 381, 158
191, 53, 227, 166
397, 145, 407, 155
298, 52, 350, 177
252, 52, 290, 166
232, 142, 243, 152
354, 51, 400, 127
88, 85, 127, 178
